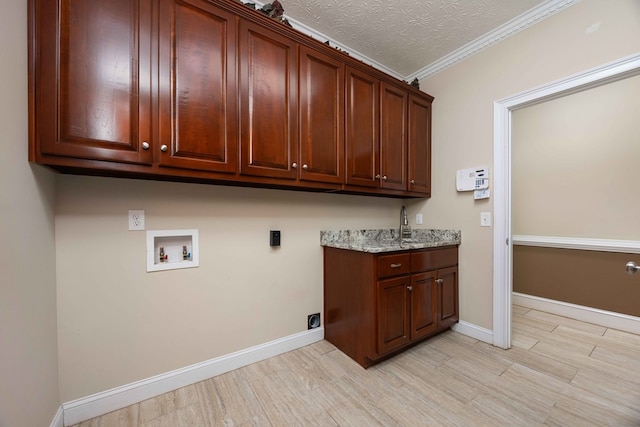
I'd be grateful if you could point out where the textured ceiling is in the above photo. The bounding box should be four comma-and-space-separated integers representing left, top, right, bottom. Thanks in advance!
275, 0, 561, 79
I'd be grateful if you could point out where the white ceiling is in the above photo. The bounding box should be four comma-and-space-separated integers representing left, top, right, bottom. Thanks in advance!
267, 0, 578, 80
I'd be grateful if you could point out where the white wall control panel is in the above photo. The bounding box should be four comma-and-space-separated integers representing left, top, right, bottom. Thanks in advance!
456, 167, 489, 191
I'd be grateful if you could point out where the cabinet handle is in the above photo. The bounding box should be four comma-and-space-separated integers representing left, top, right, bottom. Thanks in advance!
390, 263, 402, 268
160, 144, 168, 152
381, 175, 388, 181
375, 174, 381, 179
302, 164, 308, 170
436, 278, 444, 284
407, 285, 413, 291
292, 162, 298, 169
410, 179, 415, 184
141, 141, 150, 150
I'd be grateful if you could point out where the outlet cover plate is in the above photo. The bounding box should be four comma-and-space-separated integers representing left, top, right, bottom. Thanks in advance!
128, 210, 145, 231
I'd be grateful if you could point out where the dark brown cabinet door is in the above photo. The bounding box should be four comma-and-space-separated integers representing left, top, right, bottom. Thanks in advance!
377, 276, 411, 354
345, 67, 379, 188
408, 94, 432, 195
438, 266, 459, 329
157, 0, 237, 173
239, 20, 298, 180
380, 82, 407, 191
34, 0, 153, 165
410, 271, 438, 340
298, 46, 344, 184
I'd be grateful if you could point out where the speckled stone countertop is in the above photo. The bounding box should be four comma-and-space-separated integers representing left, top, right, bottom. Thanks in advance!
320, 229, 461, 253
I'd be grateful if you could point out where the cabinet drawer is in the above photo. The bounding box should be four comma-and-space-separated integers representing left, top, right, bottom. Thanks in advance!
377, 253, 411, 278
411, 247, 458, 272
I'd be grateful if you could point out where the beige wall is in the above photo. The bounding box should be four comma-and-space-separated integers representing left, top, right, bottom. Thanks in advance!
512, 73, 640, 240
56, 176, 404, 400
0, 0, 60, 425
419, 0, 640, 329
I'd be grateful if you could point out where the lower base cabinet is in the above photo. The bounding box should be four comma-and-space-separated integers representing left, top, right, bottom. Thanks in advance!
323, 245, 458, 368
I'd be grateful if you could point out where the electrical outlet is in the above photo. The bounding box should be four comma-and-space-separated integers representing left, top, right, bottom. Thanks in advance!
128, 210, 145, 231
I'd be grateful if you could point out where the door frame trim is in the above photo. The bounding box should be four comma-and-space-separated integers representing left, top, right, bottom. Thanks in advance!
492, 52, 640, 349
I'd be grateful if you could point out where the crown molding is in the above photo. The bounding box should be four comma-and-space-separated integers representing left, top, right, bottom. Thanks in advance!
406, 0, 581, 81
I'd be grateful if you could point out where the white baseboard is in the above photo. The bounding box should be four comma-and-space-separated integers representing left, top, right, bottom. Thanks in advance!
50, 406, 64, 427
63, 327, 324, 426
451, 320, 493, 344
513, 292, 640, 335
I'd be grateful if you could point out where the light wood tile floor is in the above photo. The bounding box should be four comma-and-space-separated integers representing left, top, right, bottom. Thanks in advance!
73, 306, 640, 426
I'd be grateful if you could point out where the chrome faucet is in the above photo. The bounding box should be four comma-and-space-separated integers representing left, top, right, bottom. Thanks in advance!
400, 206, 412, 239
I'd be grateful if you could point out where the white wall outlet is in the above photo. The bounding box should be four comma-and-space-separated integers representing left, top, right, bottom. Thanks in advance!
128, 210, 145, 231
480, 212, 492, 227
416, 213, 423, 225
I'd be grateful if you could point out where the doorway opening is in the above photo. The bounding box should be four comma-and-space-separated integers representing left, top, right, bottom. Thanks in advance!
492, 52, 640, 349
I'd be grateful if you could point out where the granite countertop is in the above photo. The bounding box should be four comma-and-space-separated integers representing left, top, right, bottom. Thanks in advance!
321, 229, 461, 253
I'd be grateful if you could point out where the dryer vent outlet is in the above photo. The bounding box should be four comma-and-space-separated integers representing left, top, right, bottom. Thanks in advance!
307, 313, 320, 330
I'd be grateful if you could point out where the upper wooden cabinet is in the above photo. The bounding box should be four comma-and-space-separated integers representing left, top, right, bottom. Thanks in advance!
380, 82, 408, 192
29, 0, 432, 198
345, 66, 379, 189
298, 46, 344, 185
345, 71, 432, 197
408, 94, 432, 195
32, 0, 154, 165
239, 19, 298, 180
157, 0, 238, 174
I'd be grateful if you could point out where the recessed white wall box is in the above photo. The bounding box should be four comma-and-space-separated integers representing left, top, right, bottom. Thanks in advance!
146, 229, 199, 272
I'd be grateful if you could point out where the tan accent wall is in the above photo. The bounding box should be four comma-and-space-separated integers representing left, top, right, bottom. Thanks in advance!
513, 246, 640, 317
0, 0, 60, 425
419, 0, 640, 329
53, 0, 640, 401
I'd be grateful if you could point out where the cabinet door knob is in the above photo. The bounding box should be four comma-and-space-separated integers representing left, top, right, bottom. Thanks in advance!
390, 263, 402, 268
160, 144, 168, 152
410, 179, 415, 184
375, 174, 381, 179
407, 285, 413, 291
436, 278, 444, 284
292, 162, 298, 169
302, 164, 308, 170
381, 175, 388, 181
141, 141, 150, 150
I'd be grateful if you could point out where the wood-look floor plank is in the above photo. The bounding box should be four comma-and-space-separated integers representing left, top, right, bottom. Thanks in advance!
72, 306, 640, 427
471, 338, 578, 383
523, 309, 608, 336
